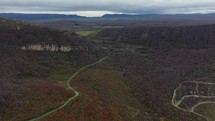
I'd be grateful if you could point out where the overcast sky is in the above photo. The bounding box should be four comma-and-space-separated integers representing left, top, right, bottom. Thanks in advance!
1, 0, 215, 17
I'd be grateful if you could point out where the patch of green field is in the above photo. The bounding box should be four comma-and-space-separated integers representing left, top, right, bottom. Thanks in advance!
76, 30, 100, 37
47, 64, 79, 87
194, 103, 215, 121
103, 26, 124, 29
48, 73, 76, 88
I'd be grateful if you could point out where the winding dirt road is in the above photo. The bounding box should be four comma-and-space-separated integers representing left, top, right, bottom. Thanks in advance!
172, 81, 215, 121
27, 56, 107, 121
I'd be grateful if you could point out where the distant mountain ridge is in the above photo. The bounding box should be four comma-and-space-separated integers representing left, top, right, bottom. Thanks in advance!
2, 13, 215, 21
102, 13, 215, 20
0, 13, 85, 21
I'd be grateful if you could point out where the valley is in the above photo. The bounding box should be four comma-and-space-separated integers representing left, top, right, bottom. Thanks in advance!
0, 16, 215, 121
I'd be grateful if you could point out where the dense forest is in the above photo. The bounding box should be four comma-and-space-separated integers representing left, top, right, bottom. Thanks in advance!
98, 24, 215, 120
100, 25, 215, 49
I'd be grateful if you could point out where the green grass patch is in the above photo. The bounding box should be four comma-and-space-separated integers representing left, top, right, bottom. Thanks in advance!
46, 63, 80, 87
47, 70, 77, 88
194, 103, 215, 121
76, 30, 100, 37
103, 26, 124, 29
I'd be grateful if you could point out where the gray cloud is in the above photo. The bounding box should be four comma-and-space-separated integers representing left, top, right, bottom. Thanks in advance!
1, 0, 215, 16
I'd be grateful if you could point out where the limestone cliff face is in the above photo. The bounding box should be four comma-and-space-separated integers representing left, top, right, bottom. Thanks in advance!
21, 44, 72, 52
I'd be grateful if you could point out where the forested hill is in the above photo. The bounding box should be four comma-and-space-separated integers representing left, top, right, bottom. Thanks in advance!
0, 13, 85, 21
99, 25, 215, 49
102, 13, 215, 20
0, 17, 86, 47
0, 18, 106, 121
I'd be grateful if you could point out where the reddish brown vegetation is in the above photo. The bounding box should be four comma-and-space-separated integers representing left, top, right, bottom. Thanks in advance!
42, 94, 115, 121
2, 79, 74, 121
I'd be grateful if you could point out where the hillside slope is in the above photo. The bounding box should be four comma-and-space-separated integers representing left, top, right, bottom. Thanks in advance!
0, 18, 106, 121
